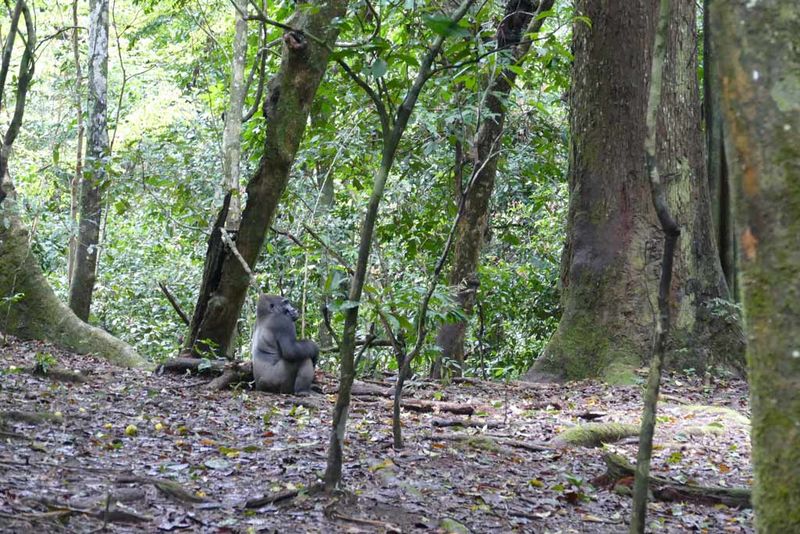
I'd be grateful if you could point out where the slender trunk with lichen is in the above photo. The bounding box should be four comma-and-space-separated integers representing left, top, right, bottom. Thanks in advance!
221, 0, 247, 231
527, 0, 743, 384
433, 0, 555, 379
69, 0, 109, 322
0, 1, 143, 367
68, 0, 85, 284
324, 0, 476, 488
630, 0, 678, 530
703, 0, 737, 301
186, 0, 348, 358
712, 2, 800, 531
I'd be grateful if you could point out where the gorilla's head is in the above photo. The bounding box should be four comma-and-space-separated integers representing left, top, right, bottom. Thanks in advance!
257, 294, 299, 322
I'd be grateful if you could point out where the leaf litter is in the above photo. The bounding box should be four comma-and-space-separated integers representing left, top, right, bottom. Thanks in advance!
0, 337, 752, 532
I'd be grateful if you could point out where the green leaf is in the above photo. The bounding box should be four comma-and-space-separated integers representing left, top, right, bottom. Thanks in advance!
370, 58, 388, 78
422, 15, 469, 38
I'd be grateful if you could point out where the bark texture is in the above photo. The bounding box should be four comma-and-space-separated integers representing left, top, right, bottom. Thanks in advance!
187, 0, 348, 358
68, 0, 85, 284
221, 0, 247, 230
434, 0, 554, 377
1, 192, 144, 367
69, 0, 109, 321
527, 0, 743, 383
703, 0, 737, 299
712, 2, 800, 530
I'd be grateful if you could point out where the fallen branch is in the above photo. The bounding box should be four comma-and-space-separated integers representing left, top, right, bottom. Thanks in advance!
603, 453, 751, 508
328, 509, 401, 532
245, 482, 323, 509
1, 410, 64, 425
401, 400, 476, 415
205, 361, 253, 390
116, 475, 205, 504
431, 417, 503, 429
425, 433, 552, 453
158, 281, 190, 326
155, 357, 228, 375
29, 365, 88, 383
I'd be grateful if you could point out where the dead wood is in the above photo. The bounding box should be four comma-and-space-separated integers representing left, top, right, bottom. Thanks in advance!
431, 417, 503, 429
205, 361, 253, 390
603, 452, 751, 508
349, 381, 394, 397
1, 410, 63, 425
425, 433, 553, 453
400, 399, 476, 415
155, 357, 228, 375
29, 366, 88, 383
158, 281, 190, 326
245, 482, 323, 509
116, 475, 205, 504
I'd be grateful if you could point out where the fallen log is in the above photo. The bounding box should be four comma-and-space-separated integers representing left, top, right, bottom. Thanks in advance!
431, 418, 503, 429
602, 452, 751, 508
155, 357, 227, 375
400, 400, 476, 415
206, 361, 253, 390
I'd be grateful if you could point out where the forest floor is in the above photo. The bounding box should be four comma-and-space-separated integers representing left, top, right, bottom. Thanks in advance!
0, 337, 753, 533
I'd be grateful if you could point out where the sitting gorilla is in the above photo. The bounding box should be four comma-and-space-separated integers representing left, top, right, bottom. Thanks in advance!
251, 294, 319, 394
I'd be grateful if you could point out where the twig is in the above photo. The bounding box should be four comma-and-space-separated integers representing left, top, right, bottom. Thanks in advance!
157, 281, 190, 325
220, 228, 258, 288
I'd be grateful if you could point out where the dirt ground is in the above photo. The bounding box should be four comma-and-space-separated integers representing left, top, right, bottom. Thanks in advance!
0, 337, 753, 532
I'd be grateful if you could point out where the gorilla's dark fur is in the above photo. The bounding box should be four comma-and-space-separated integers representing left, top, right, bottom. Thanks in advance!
251, 295, 319, 393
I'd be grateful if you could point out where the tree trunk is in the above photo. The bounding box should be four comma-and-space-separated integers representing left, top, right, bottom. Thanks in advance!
185, 0, 348, 358
527, 0, 743, 383
68, 0, 85, 285
702, 0, 737, 301
1, 189, 144, 367
712, 2, 800, 531
69, 0, 109, 322
433, 0, 555, 378
221, 0, 247, 231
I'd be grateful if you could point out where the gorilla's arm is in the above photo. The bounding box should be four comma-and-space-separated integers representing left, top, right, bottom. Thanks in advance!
276, 337, 319, 364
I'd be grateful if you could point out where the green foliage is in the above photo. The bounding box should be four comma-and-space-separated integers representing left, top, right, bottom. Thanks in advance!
13, 0, 572, 376
34, 352, 57, 374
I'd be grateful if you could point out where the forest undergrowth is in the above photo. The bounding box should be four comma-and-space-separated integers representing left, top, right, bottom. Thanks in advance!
0, 338, 753, 533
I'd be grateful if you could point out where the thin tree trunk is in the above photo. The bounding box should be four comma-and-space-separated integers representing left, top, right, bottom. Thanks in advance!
222, 0, 247, 231
630, 0, 679, 530
527, 0, 743, 383
712, 2, 800, 531
0, 1, 143, 367
316, 158, 334, 349
185, 0, 348, 358
702, 0, 737, 301
433, 0, 555, 378
68, 0, 85, 284
323, 0, 476, 490
69, 0, 109, 322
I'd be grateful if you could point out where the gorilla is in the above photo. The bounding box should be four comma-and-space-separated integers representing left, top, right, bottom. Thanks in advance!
251, 294, 319, 394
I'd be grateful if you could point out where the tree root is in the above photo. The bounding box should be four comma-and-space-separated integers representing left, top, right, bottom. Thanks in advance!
601, 452, 751, 508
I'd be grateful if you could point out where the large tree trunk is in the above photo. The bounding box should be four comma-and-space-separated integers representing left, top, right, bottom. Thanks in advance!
712, 2, 800, 531
433, 0, 555, 378
702, 0, 737, 301
527, 0, 743, 383
185, 0, 348, 358
69, 0, 109, 322
1, 189, 144, 367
